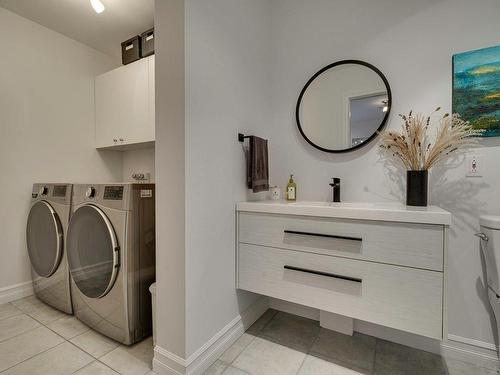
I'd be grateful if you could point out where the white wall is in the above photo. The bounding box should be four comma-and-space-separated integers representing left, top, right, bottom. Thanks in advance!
156, 0, 500, 363
154, 0, 186, 360
268, 0, 500, 346
0, 8, 122, 291
185, 0, 271, 356
122, 147, 155, 182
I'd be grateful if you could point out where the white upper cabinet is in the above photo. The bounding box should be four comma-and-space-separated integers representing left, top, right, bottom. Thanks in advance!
95, 56, 155, 149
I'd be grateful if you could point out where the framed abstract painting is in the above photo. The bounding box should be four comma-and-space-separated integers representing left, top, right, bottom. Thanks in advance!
452, 44, 500, 137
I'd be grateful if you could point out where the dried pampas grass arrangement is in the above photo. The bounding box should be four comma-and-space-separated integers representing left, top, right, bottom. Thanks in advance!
379, 108, 482, 171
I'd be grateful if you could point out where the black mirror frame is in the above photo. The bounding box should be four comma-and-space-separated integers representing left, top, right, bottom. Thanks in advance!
296, 60, 392, 154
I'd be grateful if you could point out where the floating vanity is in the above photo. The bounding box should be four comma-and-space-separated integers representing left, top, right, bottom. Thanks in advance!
236, 201, 451, 340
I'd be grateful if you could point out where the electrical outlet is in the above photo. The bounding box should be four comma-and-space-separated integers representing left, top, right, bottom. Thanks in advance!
466, 155, 483, 177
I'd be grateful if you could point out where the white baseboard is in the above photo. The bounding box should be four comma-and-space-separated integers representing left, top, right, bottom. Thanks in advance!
0, 280, 33, 304
444, 335, 498, 370
447, 334, 497, 351
153, 296, 269, 375
269, 297, 499, 371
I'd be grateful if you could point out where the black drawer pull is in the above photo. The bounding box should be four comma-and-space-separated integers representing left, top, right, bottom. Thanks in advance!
284, 230, 362, 242
284, 265, 362, 284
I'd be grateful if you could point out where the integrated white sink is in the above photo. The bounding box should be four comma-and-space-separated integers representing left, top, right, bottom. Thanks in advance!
236, 200, 451, 225
288, 201, 375, 209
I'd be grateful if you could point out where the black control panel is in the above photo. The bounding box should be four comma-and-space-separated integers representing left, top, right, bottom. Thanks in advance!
103, 186, 124, 200
52, 185, 67, 197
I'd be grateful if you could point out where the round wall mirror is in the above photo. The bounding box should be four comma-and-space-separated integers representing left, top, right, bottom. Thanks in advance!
296, 60, 392, 153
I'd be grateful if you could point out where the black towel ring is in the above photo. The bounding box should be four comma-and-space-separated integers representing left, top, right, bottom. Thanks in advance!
238, 133, 251, 143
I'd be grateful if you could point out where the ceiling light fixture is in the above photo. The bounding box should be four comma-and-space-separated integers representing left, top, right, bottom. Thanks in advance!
90, 0, 105, 14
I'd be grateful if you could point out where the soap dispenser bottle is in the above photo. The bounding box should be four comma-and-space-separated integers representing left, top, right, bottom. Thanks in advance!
286, 174, 297, 201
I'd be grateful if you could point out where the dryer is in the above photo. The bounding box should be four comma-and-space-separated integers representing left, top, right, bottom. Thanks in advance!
67, 183, 155, 345
26, 183, 73, 314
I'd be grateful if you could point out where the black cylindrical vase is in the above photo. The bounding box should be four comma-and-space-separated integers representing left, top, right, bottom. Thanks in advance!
406, 170, 428, 206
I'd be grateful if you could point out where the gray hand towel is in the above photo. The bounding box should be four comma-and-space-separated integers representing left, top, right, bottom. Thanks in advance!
246, 136, 269, 193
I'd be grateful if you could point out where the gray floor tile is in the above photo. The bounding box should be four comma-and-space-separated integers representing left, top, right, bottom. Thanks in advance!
73, 360, 120, 374
259, 311, 320, 352
310, 329, 376, 374
205, 359, 228, 375
246, 309, 278, 334
0, 314, 40, 342
70, 329, 120, 358
219, 333, 256, 364
298, 355, 364, 374
0, 326, 64, 372
232, 337, 306, 375
0, 303, 22, 321
47, 315, 90, 339
407, 347, 447, 375
100, 337, 153, 375
374, 339, 411, 375
2, 341, 93, 375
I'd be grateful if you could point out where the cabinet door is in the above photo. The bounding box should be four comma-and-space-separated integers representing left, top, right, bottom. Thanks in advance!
95, 58, 149, 148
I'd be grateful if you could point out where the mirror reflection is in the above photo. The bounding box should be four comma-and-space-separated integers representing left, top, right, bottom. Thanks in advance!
297, 61, 391, 152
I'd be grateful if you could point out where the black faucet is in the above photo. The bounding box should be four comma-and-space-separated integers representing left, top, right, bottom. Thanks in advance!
329, 178, 341, 202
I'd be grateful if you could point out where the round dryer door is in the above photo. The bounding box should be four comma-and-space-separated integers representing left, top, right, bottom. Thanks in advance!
26, 201, 64, 278
67, 205, 120, 299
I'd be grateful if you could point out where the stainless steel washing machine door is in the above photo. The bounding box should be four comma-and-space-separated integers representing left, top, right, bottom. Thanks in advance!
67, 205, 120, 299
26, 201, 64, 278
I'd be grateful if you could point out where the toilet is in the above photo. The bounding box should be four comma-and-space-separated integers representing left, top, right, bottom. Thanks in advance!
478, 216, 500, 343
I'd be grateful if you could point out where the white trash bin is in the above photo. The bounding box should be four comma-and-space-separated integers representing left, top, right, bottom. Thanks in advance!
149, 282, 156, 345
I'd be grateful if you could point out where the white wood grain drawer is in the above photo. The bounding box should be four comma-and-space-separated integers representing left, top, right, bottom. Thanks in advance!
238, 243, 443, 339
238, 212, 444, 271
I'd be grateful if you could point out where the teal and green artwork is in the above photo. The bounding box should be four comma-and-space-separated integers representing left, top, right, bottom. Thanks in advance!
453, 44, 500, 137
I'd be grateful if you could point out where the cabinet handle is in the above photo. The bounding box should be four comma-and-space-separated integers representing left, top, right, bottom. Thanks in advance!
284, 230, 362, 242
119, 138, 124, 142
113, 139, 118, 142
284, 265, 362, 283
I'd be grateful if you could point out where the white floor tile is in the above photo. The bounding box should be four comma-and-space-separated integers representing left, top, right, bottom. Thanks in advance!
0, 303, 22, 321
446, 357, 498, 375
10, 296, 44, 313
232, 337, 306, 375
100, 337, 153, 375
70, 329, 120, 358
222, 366, 250, 375
26, 302, 67, 325
1, 341, 93, 375
0, 326, 64, 372
205, 359, 228, 375
73, 360, 120, 374
0, 314, 40, 342
220, 333, 256, 364
298, 355, 363, 375
47, 315, 89, 339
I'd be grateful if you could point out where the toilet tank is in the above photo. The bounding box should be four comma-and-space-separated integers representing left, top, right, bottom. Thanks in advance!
480, 216, 500, 294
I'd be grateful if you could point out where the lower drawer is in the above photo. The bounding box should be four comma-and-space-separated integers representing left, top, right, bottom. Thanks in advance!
238, 243, 443, 339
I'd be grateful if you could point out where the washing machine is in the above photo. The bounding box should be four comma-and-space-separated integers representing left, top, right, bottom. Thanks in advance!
26, 183, 73, 314
67, 183, 155, 345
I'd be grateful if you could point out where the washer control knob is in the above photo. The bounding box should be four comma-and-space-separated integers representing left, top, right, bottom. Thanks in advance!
39, 186, 48, 196
85, 186, 96, 199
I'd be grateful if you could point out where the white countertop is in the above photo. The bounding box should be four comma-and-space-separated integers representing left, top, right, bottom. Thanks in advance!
236, 200, 451, 225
